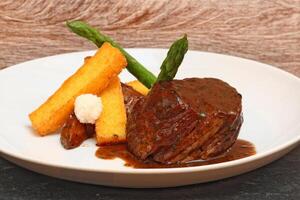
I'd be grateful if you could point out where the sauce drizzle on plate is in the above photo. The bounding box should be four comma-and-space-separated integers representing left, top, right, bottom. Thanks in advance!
96, 139, 256, 168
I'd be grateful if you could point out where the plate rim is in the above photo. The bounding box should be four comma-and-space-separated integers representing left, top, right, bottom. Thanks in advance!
2, 48, 300, 82
1, 132, 300, 174
1, 49, 300, 174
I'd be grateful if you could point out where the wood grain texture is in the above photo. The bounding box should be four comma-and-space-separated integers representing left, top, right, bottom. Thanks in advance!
0, 0, 299, 75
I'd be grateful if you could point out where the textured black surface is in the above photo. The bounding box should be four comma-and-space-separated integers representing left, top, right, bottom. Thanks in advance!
0, 146, 299, 200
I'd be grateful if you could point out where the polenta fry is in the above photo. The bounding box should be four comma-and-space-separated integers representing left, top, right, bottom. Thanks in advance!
96, 77, 127, 145
29, 42, 127, 135
126, 80, 149, 96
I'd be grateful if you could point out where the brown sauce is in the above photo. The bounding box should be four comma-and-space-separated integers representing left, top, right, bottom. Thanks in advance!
95, 139, 256, 168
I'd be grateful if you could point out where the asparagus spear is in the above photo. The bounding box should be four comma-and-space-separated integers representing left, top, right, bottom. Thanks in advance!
156, 34, 188, 82
67, 20, 156, 88
67, 21, 188, 87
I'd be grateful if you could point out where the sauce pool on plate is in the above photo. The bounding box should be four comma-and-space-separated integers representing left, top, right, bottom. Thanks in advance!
96, 139, 256, 168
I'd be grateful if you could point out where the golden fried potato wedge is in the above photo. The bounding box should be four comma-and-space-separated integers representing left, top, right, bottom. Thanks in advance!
126, 80, 149, 95
96, 77, 127, 145
29, 42, 127, 135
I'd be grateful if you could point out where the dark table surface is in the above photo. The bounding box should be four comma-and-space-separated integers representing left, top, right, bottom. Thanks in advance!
1, 146, 299, 200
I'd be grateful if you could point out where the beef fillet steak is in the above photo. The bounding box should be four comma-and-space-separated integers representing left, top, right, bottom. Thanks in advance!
127, 78, 242, 164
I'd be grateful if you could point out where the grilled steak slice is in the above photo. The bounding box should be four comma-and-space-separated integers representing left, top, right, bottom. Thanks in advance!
127, 78, 242, 164
60, 113, 95, 149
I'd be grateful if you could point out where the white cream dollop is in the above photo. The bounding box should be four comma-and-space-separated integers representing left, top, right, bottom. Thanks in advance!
74, 94, 102, 124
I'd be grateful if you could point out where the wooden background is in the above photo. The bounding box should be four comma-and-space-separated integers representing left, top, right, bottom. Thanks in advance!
0, 0, 299, 75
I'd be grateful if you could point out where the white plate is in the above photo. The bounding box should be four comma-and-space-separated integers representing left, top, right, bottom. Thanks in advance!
0, 49, 300, 188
